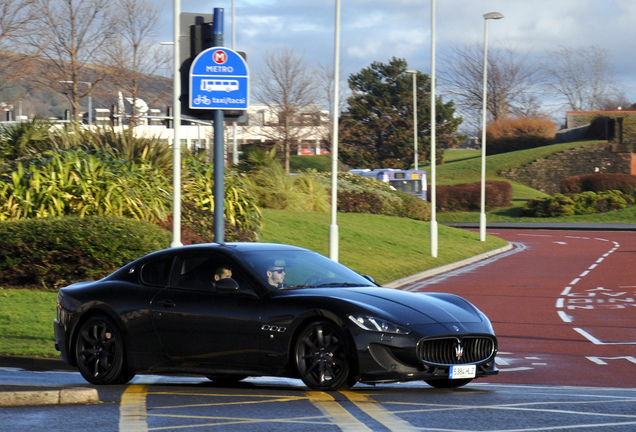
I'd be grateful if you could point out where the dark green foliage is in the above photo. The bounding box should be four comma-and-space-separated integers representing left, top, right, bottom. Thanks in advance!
335, 172, 431, 221
561, 174, 636, 196
0, 216, 172, 288
339, 57, 460, 169
436, 181, 513, 211
521, 190, 634, 217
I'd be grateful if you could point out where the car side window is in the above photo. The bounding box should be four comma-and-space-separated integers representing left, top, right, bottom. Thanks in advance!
171, 255, 254, 293
140, 257, 173, 287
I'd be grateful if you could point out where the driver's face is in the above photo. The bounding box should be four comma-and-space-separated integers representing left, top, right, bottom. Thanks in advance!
268, 267, 286, 286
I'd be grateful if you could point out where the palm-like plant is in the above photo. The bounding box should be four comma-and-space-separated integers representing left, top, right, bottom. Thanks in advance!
0, 118, 52, 161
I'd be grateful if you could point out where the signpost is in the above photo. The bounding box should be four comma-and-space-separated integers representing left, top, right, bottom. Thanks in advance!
189, 47, 249, 111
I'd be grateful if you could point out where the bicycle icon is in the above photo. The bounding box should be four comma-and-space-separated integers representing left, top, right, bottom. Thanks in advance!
193, 95, 211, 105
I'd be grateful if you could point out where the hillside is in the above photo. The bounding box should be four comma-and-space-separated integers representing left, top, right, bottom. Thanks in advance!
0, 53, 172, 120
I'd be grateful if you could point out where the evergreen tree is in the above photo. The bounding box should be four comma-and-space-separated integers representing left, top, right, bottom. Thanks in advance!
339, 57, 461, 169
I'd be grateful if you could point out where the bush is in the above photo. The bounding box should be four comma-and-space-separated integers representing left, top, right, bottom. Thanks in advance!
486, 116, 557, 155
334, 172, 431, 221
436, 181, 513, 211
521, 190, 633, 217
0, 216, 172, 288
561, 174, 636, 196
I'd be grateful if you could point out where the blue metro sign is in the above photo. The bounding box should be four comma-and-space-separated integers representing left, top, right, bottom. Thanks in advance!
189, 47, 249, 110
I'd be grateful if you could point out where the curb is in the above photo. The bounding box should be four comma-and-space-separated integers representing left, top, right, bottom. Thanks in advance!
0, 387, 99, 407
0, 355, 99, 407
384, 243, 514, 289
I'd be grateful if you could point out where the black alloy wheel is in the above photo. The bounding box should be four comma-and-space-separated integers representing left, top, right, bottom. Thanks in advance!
75, 315, 131, 385
294, 320, 352, 391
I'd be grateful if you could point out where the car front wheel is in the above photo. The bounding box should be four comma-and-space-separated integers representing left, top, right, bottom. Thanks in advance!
75, 315, 129, 385
294, 320, 352, 391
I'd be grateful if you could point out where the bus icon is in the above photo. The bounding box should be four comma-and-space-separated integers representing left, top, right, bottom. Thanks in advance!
200, 79, 239, 92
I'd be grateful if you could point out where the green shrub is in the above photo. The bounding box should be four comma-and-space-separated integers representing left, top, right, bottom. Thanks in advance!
522, 190, 633, 217
436, 181, 513, 211
486, 116, 557, 155
561, 174, 636, 196
0, 216, 172, 288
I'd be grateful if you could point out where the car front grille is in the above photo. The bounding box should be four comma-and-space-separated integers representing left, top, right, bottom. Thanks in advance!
418, 336, 496, 365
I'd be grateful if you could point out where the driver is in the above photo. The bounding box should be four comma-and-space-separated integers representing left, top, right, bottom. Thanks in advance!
266, 260, 286, 288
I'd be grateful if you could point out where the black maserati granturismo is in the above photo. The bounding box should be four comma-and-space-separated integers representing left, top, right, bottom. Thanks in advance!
54, 242, 498, 390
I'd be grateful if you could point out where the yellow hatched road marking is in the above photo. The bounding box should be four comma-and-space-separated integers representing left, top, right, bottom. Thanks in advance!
306, 391, 373, 431
341, 391, 418, 432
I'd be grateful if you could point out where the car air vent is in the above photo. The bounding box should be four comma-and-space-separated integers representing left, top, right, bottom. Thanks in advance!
418, 336, 496, 365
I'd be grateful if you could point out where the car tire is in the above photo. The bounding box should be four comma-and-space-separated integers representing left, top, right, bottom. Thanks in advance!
424, 378, 473, 389
74, 315, 128, 385
294, 320, 352, 391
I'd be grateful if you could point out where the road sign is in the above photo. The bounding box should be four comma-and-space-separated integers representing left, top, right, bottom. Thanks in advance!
189, 47, 249, 110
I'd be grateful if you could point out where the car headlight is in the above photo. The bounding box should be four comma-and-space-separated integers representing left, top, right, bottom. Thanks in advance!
348, 315, 411, 334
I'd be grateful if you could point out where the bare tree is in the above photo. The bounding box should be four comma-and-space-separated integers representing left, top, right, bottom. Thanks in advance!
440, 43, 541, 132
23, 0, 117, 122
0, 1, 37, 102
315, 61, 350, 150
104, 0, 169, 126
253, 47, 319, 173
544, 45, 622, 111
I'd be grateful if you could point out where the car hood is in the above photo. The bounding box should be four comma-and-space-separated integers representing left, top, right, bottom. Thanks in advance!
291, 287, 485, 325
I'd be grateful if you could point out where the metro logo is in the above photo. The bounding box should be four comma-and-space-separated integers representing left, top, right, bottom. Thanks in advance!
213, 50, 228, 64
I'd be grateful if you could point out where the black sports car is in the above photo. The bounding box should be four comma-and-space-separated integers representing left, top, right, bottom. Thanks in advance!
54, 243, 498, 390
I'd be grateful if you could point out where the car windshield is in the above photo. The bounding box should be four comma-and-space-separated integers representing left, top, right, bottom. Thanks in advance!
237, 249, 377, 291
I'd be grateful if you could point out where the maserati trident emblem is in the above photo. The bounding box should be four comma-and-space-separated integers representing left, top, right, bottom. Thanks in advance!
455, 344, 464, 360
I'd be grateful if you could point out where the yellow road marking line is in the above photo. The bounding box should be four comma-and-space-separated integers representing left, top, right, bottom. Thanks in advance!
341, 391, 418, 432
306, 391, 373, 431
119, 376, 160, 432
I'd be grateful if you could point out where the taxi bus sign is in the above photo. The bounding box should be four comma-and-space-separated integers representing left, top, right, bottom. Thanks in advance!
189, 47, 249, 110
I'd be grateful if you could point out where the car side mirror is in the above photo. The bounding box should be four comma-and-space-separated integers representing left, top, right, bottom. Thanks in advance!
214, 277, 240, 293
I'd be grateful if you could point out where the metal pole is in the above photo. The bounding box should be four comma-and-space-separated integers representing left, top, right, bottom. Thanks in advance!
171, 0, 183, 248
213, 8, 226, 244
430, 0, 438, 257
413, 73, 418, 170
87, 82, 92, 127
231, 0, 238, 165
329, 0, 341, 262
480, 12, 503, 242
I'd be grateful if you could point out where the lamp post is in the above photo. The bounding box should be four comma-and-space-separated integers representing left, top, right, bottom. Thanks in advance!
405, 69, 418, 171
479, 11, 503, 242
171, 0, 182, 248
59, 80, 92, 126
329, 0, 341, 261
429, 0, 438, 257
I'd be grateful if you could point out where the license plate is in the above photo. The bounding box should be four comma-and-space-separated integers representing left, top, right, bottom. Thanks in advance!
449, 364, 476, 379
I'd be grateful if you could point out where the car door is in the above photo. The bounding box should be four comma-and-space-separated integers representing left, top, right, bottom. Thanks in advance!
149, 253, 263, 370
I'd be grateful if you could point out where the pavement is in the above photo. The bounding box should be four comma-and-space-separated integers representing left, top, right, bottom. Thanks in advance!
2, 222, 634, 407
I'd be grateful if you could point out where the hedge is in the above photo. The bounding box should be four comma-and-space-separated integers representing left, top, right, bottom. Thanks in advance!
0, 216, 172, 288
435, 181, 513, 212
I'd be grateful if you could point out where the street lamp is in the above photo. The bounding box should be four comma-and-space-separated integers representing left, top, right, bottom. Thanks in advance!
479, 11, 504, 242
405, 69, 418, 170
59, 80, 92, 126
329, 0, 341, 261
429, 0, 438, 257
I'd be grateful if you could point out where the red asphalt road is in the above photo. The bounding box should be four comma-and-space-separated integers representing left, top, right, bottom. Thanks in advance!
398, 229, 636, 388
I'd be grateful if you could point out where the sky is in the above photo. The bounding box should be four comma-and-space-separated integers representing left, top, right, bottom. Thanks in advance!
154, 0, 636, 124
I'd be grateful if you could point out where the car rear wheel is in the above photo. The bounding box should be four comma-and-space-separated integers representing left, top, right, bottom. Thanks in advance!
75, 315, 128, 385
294, 320, 352, 391
424, 378, 473, 389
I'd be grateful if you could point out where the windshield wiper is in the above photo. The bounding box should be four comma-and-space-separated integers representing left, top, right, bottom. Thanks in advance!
314, 282, 373, 288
